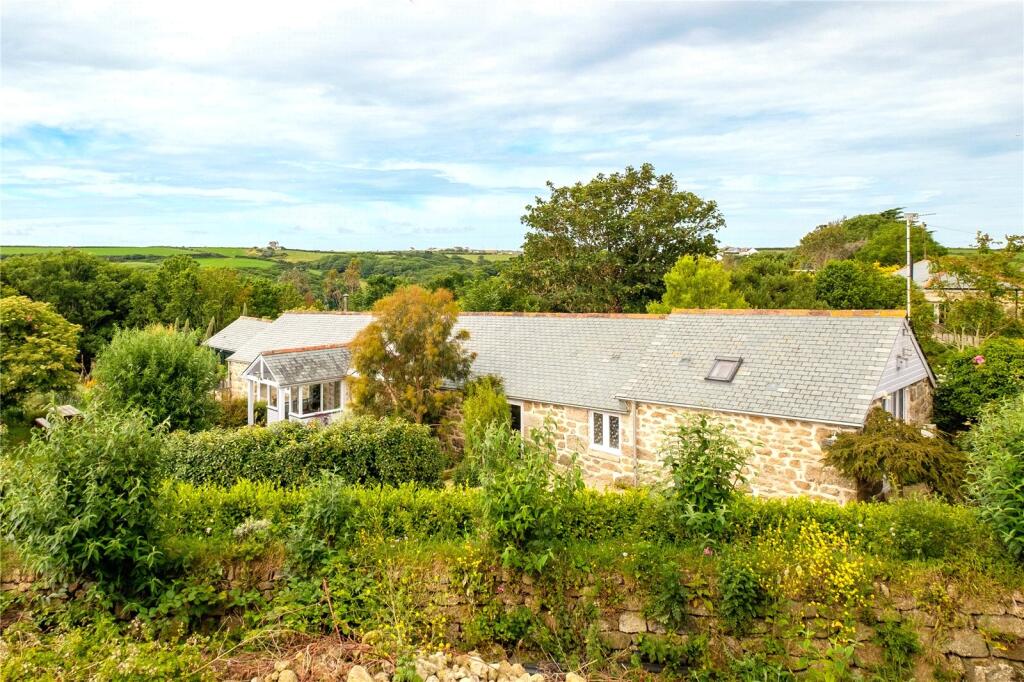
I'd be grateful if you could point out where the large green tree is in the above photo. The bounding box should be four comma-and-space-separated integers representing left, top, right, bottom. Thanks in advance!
647, 255, 747, 312
798, 209, 946, 268
814, 260, 905, 309
933, 337, 1024, 432
0, 250, 146, 364
0, 296, 81, 408
511, 164, 723, 312
729, 253, 820, 309
348, 286, 474, 424
93, 326, 223, 431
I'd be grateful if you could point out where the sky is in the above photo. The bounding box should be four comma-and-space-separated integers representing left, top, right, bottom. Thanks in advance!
1, 1, 1022, 251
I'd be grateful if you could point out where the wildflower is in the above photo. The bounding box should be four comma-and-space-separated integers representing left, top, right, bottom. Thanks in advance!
974, 354, 985, 365
703, 547, 714, 557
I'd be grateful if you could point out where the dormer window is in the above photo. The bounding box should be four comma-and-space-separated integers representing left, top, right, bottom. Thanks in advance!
706, 356, 742, 382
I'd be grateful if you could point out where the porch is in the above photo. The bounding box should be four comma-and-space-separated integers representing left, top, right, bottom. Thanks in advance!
241, 345, 352, 426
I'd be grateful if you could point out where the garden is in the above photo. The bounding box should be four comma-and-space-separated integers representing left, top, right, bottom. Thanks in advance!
1, 385, 1022, 680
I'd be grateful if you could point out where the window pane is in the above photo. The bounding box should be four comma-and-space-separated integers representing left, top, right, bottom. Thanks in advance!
592, 412, 604, 446
303, 383, 322, 413
609, 415, 620, 450
291, 388, 300, 414
509, 404, 522, 432
269, 386, 278, 408
333, 381, 342, 410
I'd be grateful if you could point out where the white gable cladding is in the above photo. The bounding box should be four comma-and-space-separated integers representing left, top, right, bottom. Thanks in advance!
874, 322, 932, 398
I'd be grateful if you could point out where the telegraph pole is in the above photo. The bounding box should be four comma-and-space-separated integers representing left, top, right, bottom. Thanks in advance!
905, 212, 918, 318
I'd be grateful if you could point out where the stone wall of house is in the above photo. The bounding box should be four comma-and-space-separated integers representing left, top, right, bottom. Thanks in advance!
868, 377, 934, 426
519, 400, 858, 504
225, 360, 246, 397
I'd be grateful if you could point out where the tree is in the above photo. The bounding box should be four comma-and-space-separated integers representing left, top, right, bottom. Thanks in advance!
0, 408, 165, 596
343, 258, 362, 295
729, 253, 820, 309
511, 164, 723, 312
798, 222, 860, 269
814, 260, 905, 309
933, 337, 1024, 432
457, 375, 511, 484
824, 408, 965, 501
138, 255, 205, 328
941, 295, 1010, 349
0, 296, 81, 408
247, 276, 304, 318
965, 392, 1024, 560
351, 274, 405, 311
322, 269, 345, 310
459, 274, 540, 312
647, 255, 747, 312
93, 326, 223, 431
0, 250, 146, 364
348, 286, 474, 424
855, 222, 946, 266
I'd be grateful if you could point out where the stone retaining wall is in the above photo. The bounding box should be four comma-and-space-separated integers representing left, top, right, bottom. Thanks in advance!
4, 563, 1020, 680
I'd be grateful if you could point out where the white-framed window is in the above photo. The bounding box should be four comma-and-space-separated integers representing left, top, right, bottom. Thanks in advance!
884, 388, 907, 421
589, 410, 621, 453
267, 385, 278, 409
509, 401, 523, 432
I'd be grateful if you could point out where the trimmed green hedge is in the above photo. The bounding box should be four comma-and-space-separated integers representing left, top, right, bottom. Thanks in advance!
155, 477, 1006, 568
159, 416, 445, 488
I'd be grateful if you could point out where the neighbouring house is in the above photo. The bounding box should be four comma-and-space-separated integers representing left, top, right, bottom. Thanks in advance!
895, 258, 1022, 320
205, 309, 935, 503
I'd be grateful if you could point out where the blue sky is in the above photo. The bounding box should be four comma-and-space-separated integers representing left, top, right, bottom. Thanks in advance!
2, 1, 1021, 250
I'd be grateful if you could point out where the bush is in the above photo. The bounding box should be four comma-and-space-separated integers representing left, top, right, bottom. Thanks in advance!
824, 408, 966, 500
0, 409, 165, 596
160, 415, 445, 488
965, 392, 1024, 560
93, 326, 223, 431
213, 396, 248, 428
0, 295, 81, 410
934, 337, 1024, 432
481, 423, 583, 572
659, 415, 748, 537
457, 375, 511, 485
718, 555, 769, 634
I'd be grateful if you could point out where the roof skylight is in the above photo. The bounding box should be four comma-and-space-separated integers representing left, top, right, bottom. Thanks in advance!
706, 356, 742, 382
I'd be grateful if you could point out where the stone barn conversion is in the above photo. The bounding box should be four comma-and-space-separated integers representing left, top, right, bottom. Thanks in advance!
206, 309, 935, 503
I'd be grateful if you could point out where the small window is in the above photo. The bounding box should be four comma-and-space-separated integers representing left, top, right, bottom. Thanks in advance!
509, 403, 522, 432
884, 388, 907, 421
268, 385, 278, 409
706, 356, 742, 382
590, 411, 621, 453
290, 387, 300, 414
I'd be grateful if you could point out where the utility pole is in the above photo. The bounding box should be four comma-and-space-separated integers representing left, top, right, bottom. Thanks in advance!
905, 211, 918, 318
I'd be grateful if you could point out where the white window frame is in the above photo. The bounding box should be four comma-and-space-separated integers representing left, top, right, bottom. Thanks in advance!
508, 400, 523, 432
884, 388, 907, 421
589, 410, 622, 454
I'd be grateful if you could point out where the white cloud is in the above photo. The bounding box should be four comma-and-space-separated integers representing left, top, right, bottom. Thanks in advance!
1, 0, 1020, 248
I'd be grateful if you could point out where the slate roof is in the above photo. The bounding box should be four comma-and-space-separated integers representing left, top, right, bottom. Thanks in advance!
457, 314, 665, 412
619, 311, 908, 426
205, 316, 273, 353
256, 345, 352, 386
227, 313, 373, 363
214, 309, 922, 426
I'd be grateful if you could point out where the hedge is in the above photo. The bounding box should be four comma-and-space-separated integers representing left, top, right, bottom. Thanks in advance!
155, 477, 1005, 567
159, 416, 445, 488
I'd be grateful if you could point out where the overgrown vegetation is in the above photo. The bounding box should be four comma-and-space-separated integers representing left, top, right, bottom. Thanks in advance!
824, 407, 966, 500
93, 325, 224, 431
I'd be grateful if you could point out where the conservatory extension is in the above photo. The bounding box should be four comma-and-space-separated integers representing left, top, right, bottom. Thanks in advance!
240, 344, 350, 425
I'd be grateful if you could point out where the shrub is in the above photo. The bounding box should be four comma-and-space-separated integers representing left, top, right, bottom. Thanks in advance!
0, 409, 165, 596
824, 407, 966, 501
718, 555, 770, 634
934, 337, 1024, 432
0, 295, 81, 410
160, 415, 444, 488
659, 415, 748, 537
873, 620, 921, 680
965, 392, 1024, 560
481, 423, 583, 572
289, 473, 357, 570
93, 325, 223, 431
457, 375, 511, 485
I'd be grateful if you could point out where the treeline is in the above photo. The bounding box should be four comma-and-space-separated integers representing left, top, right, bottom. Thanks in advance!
0, 251, 304, 366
